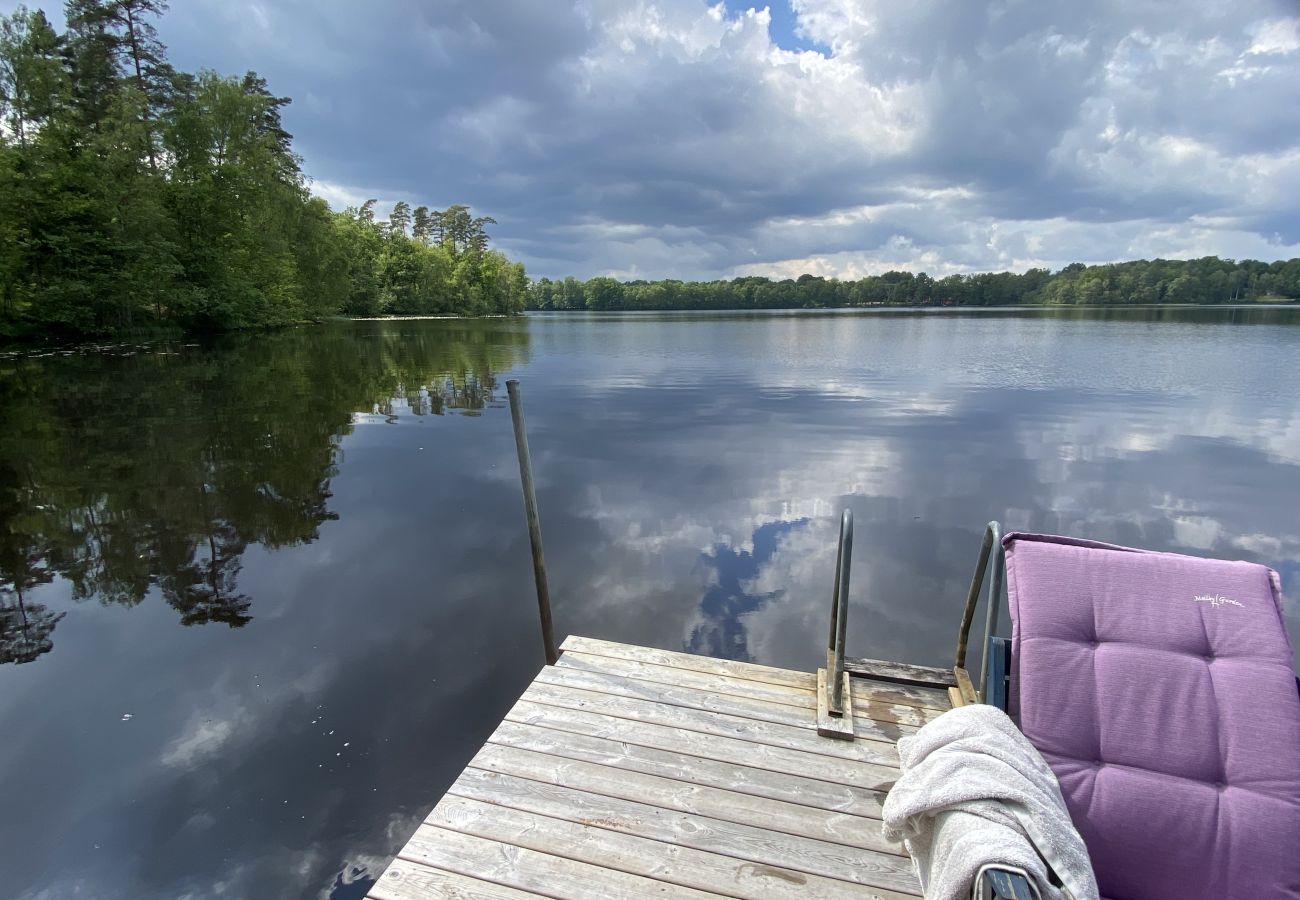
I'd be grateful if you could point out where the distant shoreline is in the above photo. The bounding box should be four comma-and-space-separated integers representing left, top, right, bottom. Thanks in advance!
521, 301, 1299, 313
342, 314, 514, 321
6, 303, 1295, 354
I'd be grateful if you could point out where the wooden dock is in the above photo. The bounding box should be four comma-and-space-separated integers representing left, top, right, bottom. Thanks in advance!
367, 635, 955, 899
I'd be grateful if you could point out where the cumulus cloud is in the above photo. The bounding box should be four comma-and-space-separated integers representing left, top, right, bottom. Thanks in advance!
8, 0, 1297, 278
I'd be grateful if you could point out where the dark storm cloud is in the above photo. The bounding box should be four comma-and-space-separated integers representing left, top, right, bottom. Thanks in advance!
5, 0, 1298, 276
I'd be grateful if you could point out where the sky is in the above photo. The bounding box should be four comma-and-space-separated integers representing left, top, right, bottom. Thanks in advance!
9, 0, 1300, 280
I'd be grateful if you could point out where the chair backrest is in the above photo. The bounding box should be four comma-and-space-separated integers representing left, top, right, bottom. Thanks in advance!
1003, 532, 1300, 900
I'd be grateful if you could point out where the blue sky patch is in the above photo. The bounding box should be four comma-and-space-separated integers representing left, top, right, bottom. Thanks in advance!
722, 1, 831, 55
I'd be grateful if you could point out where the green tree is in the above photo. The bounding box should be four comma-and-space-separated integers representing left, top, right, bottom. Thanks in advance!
105, 0, 170, 169
63, 0, 122, 132
411, 204, 431, 243
0, 7, 65, 148
389, 200, 410, 237
584, 276, 624, 310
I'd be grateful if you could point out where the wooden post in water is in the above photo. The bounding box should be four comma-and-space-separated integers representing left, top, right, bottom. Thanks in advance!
506, 379, 559, 665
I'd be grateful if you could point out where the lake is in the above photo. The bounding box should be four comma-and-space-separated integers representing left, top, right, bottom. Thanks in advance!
2, 307, 1298, 899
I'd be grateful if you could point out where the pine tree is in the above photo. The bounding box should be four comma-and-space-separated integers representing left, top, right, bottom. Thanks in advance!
411, 205, 431, 243
0, 8, 66, 149
389, 200, 410, 237
63, 0, 121, 134
240, 70, 297, 183
468, 215, 496, 257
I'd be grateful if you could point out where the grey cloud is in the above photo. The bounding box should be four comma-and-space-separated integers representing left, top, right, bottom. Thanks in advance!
829, 0, 1300, 223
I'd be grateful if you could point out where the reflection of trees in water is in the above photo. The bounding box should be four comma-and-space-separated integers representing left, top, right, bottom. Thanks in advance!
375, 372, 500, 419
0, 591, 64, 664
0, 531, 61, 664
158, 522, 253, 628
0, 459, 62, 663
0, 322, 529, 663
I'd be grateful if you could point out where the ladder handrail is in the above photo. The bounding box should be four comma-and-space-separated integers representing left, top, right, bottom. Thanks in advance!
954, 520, 1005, 700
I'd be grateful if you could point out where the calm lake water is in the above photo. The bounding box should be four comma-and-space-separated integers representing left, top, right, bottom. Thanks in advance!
3, 307, 1299, 898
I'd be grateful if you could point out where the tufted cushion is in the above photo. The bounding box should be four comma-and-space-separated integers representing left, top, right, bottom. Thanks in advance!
1003, 532, 1300, 900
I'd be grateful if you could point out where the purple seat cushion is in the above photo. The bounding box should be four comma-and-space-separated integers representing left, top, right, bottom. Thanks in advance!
1004, 532, 1300, 900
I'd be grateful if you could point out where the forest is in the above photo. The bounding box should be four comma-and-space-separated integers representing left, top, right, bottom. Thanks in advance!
0, 1, 528, 341
528, 256, 1300, 311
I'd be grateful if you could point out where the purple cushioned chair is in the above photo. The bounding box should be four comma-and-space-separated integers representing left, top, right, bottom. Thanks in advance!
974, 531, 1300, 900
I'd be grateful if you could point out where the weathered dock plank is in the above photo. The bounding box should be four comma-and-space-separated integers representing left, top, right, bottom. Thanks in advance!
368, 637, 947, 899
448, 769, 920, 895
843, 655, 956, 688
556, 648, 941, 727
488, 719, 890, 816
534, 663, 920, 741
400, 825, 724, 898
430, 795, 909, 900
370, 864, 543, 900
504, 699, 901, 791
523, 678, 905, 761
565, 636, 950, 710
467, 742, 905, 854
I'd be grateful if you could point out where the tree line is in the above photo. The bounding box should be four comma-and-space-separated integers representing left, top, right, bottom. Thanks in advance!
0, 1, 526, 341
528, 257, 1300, 311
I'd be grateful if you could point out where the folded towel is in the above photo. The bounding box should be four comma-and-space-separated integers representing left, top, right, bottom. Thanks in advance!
881, 704, 1099, 900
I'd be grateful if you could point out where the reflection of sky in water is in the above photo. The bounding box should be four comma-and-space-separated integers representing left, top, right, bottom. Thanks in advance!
521, 312, 1300, 672
2, 309, 1299, 899
687, 518, 810, 662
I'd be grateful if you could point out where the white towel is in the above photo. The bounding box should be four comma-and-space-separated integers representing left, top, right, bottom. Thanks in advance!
881, 704, 1099, 900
